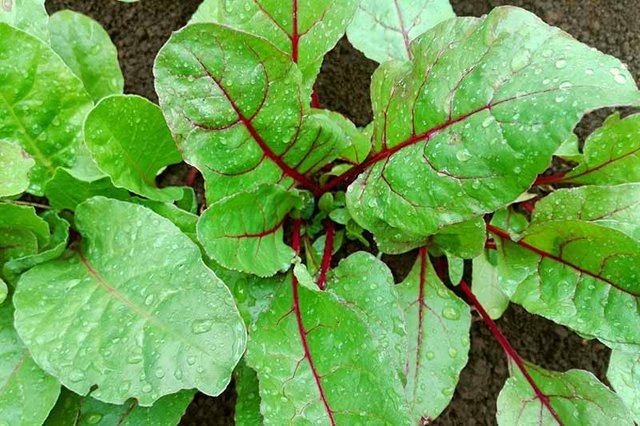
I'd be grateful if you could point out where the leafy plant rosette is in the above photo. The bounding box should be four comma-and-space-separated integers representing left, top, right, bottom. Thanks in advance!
1, 0, 640, 424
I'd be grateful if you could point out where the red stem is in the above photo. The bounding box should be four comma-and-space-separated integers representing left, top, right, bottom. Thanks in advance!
186, 167, 198, 187
533, 173, 566, 186
311, 85, 321, 108
290, 220, 336, 424
317, 221, 335, 290
520, 201, 535, 213
458, 280, 564, 425
291, 0, 299, 63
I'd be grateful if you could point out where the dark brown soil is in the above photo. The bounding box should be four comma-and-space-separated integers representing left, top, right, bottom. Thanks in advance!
44, 1, 638, 424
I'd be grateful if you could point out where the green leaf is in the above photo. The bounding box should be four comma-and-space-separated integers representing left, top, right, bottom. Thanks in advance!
531, 183, 640, 241
13, 197, 246, 406
0, 203, 50, 272
198, 185, 300, 277
0, 303, 60, 426
49, 11, 124, 102
346, 7, 639, 249
0, 278, 6, 304
0, 24, 93, 195
396, 250, 471, 422
347, 0, 455, 63
494, 220, 640, 350
45, 388, 195, 426
553, 132, 582, 162
3, 210, 70, 284
246, 271, 411, 424
154, 23, 348, 203
84, 95, 184, 202
234, 361, 263, 426
0, 140, 34, 197
131, 197, 198, 243
0, 0, 48, 41
497, 363, 632, 425
472, 250, 509, 320
189, 0, 359, 96
562, 113, 640, 184
324, 111, 371, 165
44, 168, 130, 212
326, 252, 406, 377
607, 350, 640, 423
431, 217, 486, 258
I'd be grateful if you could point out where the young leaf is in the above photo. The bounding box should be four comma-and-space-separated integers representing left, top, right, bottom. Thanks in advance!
531, 183, 640, 241
553, 132, 582, 162
154, 24, 349, 202
431, 217, 486, 258
3, 210, 69, 284
561, 113, 640, 185
345, 7, 639, 249
472, 250, 509, 320
198, 185, 300, 277
83, 95, 184, 202
396, 249, 471, 422
189, 0, 359, 97
0, 140, 34, 197
234, 361, 263, 426
13, 197, 246, 406
44, 168, 130, 212
0, 203, 50, 271
246, 272, 411, 424
325, 252, 407, 378
0, 24, 93, 195
0, 0, 49, 41
49, 10, 125, 102
347, 0, 455, 63
44, 388, 195, 426
493, 220, 640, 351
497, 363, 632, 425
607, 350, 640, 423
0, 303, 60, 426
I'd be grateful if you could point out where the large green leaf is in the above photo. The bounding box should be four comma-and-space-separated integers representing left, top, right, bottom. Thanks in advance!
44, 388, 194, 426
347, 0, 455, 63
3, 210, 69, 284
44, 168, 129, 212
246, 271, 411, 424
49, 10, 124, 102
154, 23, 349, 203
189, 0, 358, 96
13, 197, 246, 406
472, 250, 509, 320
234, 361, 263, 426
198, 185, 300, 277
84, 95, 184, 202
0, 0, 48, 41
561, 113, 640, 185
531, 183, 640, 241
0, 140, 34, 197
494, 220, 640, 350
0, 303, 60, 426
345, 7, 640, 249
325, 252, 406, 377
396, 249, 471, 422
607, 350, 640, 423
0, 24, 93, 195
497, 363, 632, 425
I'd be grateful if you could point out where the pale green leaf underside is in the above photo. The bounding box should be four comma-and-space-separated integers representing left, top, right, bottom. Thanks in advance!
234, 361, 263, 426
14, 197, 246, 406
607, 350, 640, 423
496, 220, 640, 350
532, 183, 640, 242
198, 185, 299, 277
396, 252, 471, 422
49, 10, 124, 102
472, 251, 509, 320
0, 24, 92, 195
347, 0, 455, 63
0, 279, 6, 304
563, 113, 640, 185
84, 95, 183, 202
0, 0, 49, 41
44, 388, 194, 426
189, 0, 358, 97
246, 265, 411, 424
497, 363, 632, 425
0, 303, 60, 426
0, 140, 34, 197
347, 7, 640, 248
155, 23, 348, 203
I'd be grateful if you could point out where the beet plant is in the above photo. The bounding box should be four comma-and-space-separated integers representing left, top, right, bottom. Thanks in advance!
1, 0, 639, 424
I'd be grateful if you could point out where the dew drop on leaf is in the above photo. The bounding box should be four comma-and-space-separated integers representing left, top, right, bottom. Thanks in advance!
442, 307, 461, 320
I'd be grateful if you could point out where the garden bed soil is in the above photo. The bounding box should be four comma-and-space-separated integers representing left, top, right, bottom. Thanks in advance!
45, 1, 640, 424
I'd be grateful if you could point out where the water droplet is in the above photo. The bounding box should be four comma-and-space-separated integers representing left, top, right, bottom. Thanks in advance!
510, 49, 531, 72
191, 319, 213, 334
142, 384, 152, 393
555, 59, 567, 69
426, 351, 435, 360
456, 149, 472, 162
585, 68, 594, 75
144, 294, 155, 306
559, 81, 572, 90
85, 414, 103, 424
154, 368, 165, 378
127, 354, 143, 364
448, 348, 458, 358
481, 116, 495, 128
69, 371, 85, 382
442, 307, 461, 320
187, 356, 197, 365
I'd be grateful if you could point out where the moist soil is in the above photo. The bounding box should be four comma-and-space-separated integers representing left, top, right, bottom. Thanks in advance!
44, 1, 640, 424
